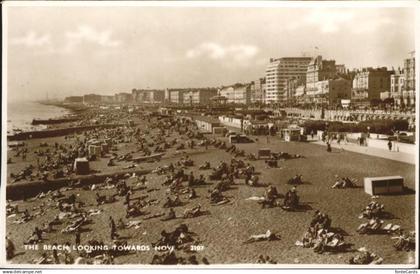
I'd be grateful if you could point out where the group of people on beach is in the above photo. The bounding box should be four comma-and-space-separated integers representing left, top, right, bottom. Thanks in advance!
5, 107, 415, 265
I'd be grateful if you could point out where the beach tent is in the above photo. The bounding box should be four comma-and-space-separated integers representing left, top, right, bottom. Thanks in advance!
74, 157, 90, 175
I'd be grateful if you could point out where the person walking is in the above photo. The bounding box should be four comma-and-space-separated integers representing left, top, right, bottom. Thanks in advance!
388, 140, 392, 151
109, 217, 118, 240
75, 230, 81, 246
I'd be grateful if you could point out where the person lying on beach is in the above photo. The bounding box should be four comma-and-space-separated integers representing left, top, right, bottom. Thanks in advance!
392, 231, 415, 251
243, 230, 280, 244
33, 252, 53, 264
183, 205, 202, 219
310, 211, 332, 230
161, 208, 176, 221
13, 209, 32, 224
125, 204, 143, 218
331, 175, 357, 189
188, 188, 197, 199
256, 255, 276, 264
246, 175, 263, 187
198, 161, 211, 170
349, 248, 383, 264
359, 201, 385, 219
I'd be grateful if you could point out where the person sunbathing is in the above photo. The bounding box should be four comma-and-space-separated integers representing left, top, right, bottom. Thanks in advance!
161, 208, 176, 221
243, 230, 280, 244
183, 205, 201, 219
199, 162, 211, 170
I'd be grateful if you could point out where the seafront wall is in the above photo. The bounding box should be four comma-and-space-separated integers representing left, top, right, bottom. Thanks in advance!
6, 168, 151, 200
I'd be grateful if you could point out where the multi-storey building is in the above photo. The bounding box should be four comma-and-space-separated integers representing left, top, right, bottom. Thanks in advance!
285, 77, 305, 99
219, 83, 252, 105
265, 57, 312, 103
335, 64, 346, 75
390, 69, 405, 95
83, 94, 116, 104
305, 78, 352, 106
404, 54, 415, 92
352, 67, 393, 100
167, 90, 186, 104
306, 56, 337, 93
83, 94, 102, 104
403, 54, 415, 107
182, 89, 218, 105
114, 93, 133, 103
250, 78, 266, 104
100, 95, 115, 104
132, 89, 165, 104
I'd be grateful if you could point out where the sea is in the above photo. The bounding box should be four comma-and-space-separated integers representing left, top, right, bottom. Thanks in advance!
6, 101, 70, 134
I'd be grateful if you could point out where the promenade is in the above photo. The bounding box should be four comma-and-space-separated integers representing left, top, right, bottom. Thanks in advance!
310, 138, 416, 165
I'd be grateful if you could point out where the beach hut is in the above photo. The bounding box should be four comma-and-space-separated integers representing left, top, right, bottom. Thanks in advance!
213, 127, 227, 135
257, 148, 271, 159
74, 157, 90, 175
89, 145, 102, 158
364, 176, 404, 195
101, 143, 109, 153
281, 127, 302, 142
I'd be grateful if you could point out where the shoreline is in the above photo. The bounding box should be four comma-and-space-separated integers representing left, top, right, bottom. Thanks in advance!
7, 101, 89, 135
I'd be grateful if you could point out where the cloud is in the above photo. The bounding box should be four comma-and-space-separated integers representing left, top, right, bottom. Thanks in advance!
64, 25, 121, 52
351, 17, 395, 34
186, 42, 259, 61
10, 31, 52, 47
305, 9, 355, 33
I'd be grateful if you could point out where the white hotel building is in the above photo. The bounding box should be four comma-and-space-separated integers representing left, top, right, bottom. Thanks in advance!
265, 57, 312, 103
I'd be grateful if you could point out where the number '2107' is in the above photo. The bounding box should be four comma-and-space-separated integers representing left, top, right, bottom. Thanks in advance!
190, 245, 205, 251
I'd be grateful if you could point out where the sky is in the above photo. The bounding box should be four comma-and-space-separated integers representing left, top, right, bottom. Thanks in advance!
4, 4, 416, 102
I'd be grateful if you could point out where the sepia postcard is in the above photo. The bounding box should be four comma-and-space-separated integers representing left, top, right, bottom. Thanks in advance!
1, 1, 418, 269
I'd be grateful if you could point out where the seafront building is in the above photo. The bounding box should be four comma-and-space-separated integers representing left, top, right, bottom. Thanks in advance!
265, 57, 312, 103
165, 88, 217, 105
218, 83, 252, 105
335, 64, 347, 75
100, 95, 116, 104
83, 94, 102, 104
132, 89, 165, 104
305, 78, 352, 106
69, 53, 413, 111
380, 53, 416, 108
306, 56, 338, 93
251, 78, 266, 104
182, 89, 218, 105
352, 67, 393, 101
403, 54, 416, 107
114, 93, 133, 103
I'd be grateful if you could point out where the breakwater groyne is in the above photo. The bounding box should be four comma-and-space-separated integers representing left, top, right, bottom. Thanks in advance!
32, 117, 81, 125
7, 123, 130, 141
